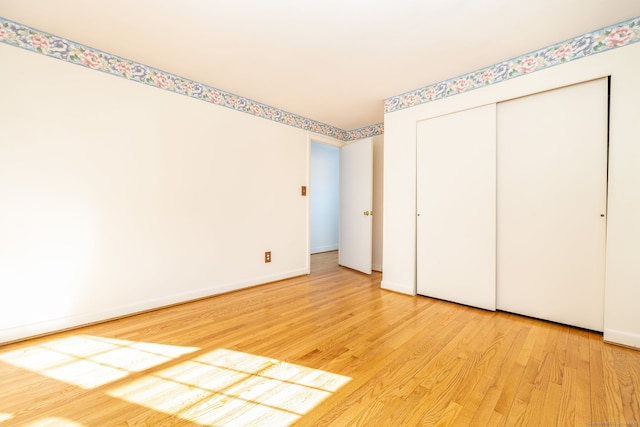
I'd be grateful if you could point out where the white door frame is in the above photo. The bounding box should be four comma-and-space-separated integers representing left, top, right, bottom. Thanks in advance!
306, 134, 344, 272
306, 134, 374, 274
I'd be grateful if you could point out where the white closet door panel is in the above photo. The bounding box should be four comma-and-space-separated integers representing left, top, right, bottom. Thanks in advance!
497, 78, 608, 331
417, 104, 496, 311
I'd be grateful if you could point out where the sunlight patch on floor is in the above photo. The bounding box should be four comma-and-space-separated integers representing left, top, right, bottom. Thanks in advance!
108, 348, 351, 426
0, 335, 199, 389
0, 413, 13, 422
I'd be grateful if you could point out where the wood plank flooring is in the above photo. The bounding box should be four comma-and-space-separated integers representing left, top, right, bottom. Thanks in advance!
1, 251, 639, 426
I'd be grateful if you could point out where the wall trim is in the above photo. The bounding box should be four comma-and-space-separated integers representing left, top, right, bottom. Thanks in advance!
381, 280, 415, 296
604, 329, 640, 350
0, 268, 308, 345
385, 16, 640, 113
311, 245, 339, 254
0, 17, 383, 142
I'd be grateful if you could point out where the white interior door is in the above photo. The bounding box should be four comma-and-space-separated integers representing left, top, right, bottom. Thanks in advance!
497, 78, 608, 331
417, 104, 497, 310
340, 138, 373, 274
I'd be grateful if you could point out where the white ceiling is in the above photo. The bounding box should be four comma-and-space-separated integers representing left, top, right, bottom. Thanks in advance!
1, 1, 639, 130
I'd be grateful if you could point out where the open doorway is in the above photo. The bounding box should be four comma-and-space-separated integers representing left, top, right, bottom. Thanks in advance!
308, 136, 383, 274
310, 141, 340, 271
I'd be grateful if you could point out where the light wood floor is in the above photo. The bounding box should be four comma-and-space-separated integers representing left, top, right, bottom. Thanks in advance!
1, 251, 639, 426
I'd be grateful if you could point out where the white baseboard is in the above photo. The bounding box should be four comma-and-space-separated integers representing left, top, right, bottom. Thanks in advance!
381, 280, 415, 295
310, 244, 338, 254
604, 328, 640, 349
0, 268, 309, 345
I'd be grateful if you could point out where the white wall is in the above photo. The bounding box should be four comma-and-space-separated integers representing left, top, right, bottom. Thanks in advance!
0, 43, 329, 343
310, 142, 339, 253
383, 42, 640, 349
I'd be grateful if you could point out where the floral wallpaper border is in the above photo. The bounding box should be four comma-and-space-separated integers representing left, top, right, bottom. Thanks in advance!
0, 17, 382, 142
385, 16, 640, 113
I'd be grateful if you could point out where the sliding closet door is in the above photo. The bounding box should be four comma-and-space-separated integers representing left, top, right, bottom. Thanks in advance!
497, 78, 608, 331
417, 104, 496, 311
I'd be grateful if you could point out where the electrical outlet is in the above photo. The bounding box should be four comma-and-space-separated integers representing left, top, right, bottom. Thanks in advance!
265, 251, 271, 263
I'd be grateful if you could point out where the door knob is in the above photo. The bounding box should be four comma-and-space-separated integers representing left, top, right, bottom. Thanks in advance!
364, 211, 370, 216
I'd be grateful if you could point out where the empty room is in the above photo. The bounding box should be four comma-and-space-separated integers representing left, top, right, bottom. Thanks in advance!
1, 1, 640, 425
